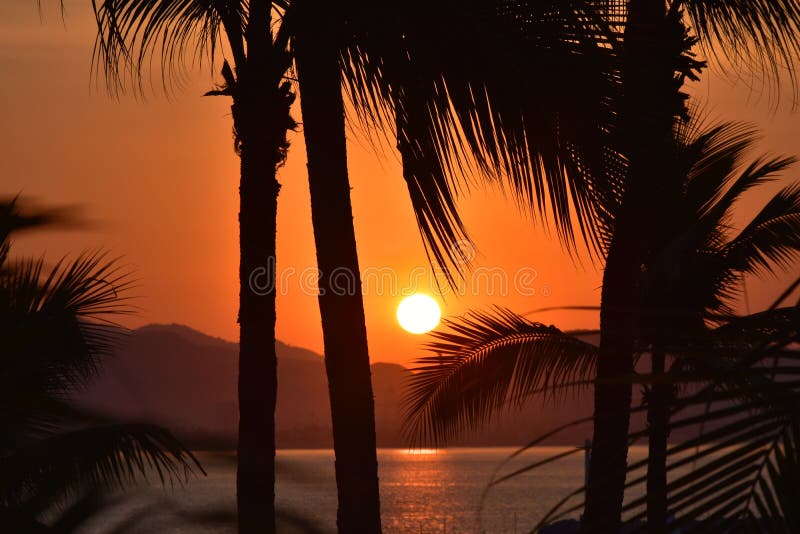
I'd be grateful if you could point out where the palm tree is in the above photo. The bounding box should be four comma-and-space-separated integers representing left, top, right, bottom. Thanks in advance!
584, 3, 800, 529
402, 3, 800, 529
289, 7, 388, 528
0, 199, 200, 531
518, 300, 800, 532
292, 6, 619, 528
92, 3, 297, 530
335, 6, 800, 530
89, 2, 800, 531
291, 4, 614, 530
638, 120, 800, 528
644, 314, 800, 533
403, 120, 800, 530
291, 7, 618, 527
334, 4, 800, 530
551, 302, 800, 532
90, 2, 619, 531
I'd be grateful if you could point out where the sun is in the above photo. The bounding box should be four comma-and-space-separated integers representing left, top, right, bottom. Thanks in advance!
397, 294, 441, 334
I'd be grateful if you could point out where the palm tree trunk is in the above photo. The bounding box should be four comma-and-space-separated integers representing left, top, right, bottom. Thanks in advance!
234, 44, 294, 529
583, 228, 639, 532
647, 348, 670, 533
583, 1, 683, 531
294, 14, 383, 534
236, 132, 280, 534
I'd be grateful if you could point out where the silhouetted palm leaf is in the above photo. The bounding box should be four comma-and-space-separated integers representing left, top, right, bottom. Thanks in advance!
524, 316, 800, 532
91, 0, 625, 279
92, 0, 237, 94
87, 0, 800, 290
642, 121, 799, 333
0, 199, 67, 263
342, 0, 624, 270
403, 307, 597, 445
622, 351, 800, 532
685, 0, 800, 84
2, 424, 201, 521
404, 119, 800, 449
402, 119, 800, 528
1, 252, 132, 398
724, 183, 800, 276
588, 1, 800, 87
0, 202, 201, 529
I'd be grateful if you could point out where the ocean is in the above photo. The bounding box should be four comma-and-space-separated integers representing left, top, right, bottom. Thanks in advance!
76, 447, 651, 533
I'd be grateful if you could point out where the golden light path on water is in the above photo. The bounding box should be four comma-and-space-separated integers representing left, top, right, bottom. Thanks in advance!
78, 447, 657, 532
402, 448, 440, 455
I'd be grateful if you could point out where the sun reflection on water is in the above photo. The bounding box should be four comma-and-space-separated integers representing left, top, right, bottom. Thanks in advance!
402, 448, 440, 455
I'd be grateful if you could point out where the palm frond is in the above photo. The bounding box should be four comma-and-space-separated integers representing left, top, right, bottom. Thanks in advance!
643, 119, 798, 327
685, 0, 800, 91
1, 423, 203, 522
0, 199, 200, 529
0, 199, 74, 269
623, 366, 800, 532
0, 199, 59, 245
403, 307, 597, 446
1, 392, 93, 448
678, 122, 759, 218
0, 252, 132, 396
341, 0, 625, 276
522, 364, 800, 531
522, 333, 800, 531
697, 155, 794, 233
724, 183, 800, 276
709, 306, 800, 349
91, 0, 236, 95
394, 86, 474, 283
691, 174, 800, 318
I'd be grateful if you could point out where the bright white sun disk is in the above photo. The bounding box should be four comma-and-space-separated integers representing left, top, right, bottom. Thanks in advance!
397, 294, 441, 334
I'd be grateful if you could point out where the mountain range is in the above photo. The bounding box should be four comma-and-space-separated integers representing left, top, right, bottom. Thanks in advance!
79, 324, 599, 448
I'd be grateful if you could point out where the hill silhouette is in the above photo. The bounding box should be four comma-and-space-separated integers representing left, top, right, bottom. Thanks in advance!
79, 324, 599, 448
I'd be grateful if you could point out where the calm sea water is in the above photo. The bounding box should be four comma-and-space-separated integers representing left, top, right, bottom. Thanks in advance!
77, 447, 650, 533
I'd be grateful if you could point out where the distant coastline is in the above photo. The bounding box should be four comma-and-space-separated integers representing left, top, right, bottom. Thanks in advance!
79, 323, 599, 449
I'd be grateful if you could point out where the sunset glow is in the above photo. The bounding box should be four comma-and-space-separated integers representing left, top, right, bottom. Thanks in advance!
5, 2, 800, 531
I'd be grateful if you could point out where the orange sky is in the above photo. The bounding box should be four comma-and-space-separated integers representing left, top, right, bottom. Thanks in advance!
2, 1, 799, 365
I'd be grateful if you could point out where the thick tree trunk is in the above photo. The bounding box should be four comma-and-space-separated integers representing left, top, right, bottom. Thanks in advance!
583, 1, 683, 531
583, 226, 639, 532
647, 349, 670, 533
294, 13, 383, 534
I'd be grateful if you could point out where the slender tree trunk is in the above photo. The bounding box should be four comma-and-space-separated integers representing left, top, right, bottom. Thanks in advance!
647, 348, 670, 533
294, 11, 383, 533
583, 1, 684, 530
233, 20, 294, 526
236, 130, 280, 534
